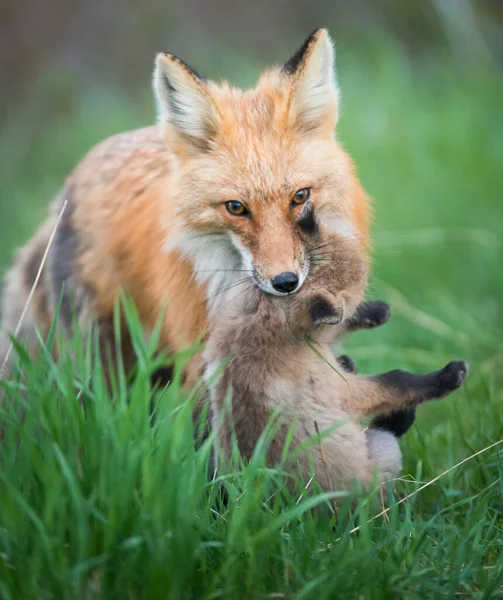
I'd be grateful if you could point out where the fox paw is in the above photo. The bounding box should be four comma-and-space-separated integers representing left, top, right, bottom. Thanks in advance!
337, 354, 357, 373
437, 361, 469, 394
346, 300, 391, 332
359, 300, 392, 328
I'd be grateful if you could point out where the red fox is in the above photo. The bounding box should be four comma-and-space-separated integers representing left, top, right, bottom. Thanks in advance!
204, 226, 468, 491
1, 29, 371, 389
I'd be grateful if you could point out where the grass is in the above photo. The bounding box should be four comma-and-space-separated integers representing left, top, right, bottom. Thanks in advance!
1, 38, 503, 598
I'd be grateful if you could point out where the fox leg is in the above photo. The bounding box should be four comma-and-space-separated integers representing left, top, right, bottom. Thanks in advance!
336, 355, 417, 438
336, 302, 417, 438
335, 300, 414, 433
328, 300, 391, 385
300, 417, 403, 490
337, 361, 468, 417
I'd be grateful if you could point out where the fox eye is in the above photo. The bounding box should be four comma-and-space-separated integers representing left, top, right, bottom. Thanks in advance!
225, 201, 249, 217
292, 188, 311, 206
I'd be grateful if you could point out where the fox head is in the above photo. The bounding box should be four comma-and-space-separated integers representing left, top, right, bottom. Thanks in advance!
153, 29, 370, 309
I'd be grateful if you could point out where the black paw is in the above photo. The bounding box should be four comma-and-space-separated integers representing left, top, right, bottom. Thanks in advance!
310, 298, 343, 327
345, 300, 391, 332
337, 354, 357, 373
437, 361, 469, 395
359, 301, 391, 328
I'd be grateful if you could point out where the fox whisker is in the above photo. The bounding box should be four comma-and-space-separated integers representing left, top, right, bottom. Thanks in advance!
309, 255, 367, 266
209, 276, 255, 299
307, 232, 363, 253
220, 281, 257, 311
194, 269, 253, 273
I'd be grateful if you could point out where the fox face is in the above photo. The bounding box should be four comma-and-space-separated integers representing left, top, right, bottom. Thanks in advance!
154, 29, 370, 308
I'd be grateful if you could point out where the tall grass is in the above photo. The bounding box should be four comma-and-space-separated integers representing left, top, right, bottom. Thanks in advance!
1, 39, 503, 598
1, 302, 502, 599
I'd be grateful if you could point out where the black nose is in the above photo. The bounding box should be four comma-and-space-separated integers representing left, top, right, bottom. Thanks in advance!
271, 272, 299, 294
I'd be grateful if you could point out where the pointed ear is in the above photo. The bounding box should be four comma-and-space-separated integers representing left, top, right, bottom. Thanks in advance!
153, 53, 220, 153
282, 29, 339, 135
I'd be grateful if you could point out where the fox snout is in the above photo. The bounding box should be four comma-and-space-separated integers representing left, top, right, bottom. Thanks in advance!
253, 265, 307, 296
245, 209, 317, 297
248, 248, 308, 296
264, 203, 318, 294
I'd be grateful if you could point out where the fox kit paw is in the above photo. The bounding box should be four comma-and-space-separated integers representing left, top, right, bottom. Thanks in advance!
310, 297, 344, 327
337, 354, 357, 373
359, 300, 391, 328
437, 361, 469, 395
376, 360, 468, 405
345, 300, 391, 332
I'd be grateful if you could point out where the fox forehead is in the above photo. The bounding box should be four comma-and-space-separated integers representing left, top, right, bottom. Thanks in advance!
209, 75, 287, 137
178, 81, 346, 199
187, 131, 349, 203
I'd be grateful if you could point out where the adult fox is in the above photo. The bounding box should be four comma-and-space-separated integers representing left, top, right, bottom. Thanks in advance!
1, 29, 371, 387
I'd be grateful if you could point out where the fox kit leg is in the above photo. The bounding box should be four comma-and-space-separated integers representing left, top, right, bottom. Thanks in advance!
332, 301, 391, 373
337, 361, 468, 417
303, 422, 403, 491
336, 354, 416, 438
210, 390, 402, 492
335, 355, 406, 475
335, 300, 418, 437
335, 304, 466, 438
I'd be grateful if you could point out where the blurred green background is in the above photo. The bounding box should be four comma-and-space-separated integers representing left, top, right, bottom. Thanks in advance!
1, 0, 502, 413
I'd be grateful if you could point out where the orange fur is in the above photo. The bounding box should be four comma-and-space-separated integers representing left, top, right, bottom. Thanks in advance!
1, 30, 371, 387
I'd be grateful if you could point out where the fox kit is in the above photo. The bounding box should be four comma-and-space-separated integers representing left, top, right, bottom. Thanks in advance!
204, 220, 468, 490
1, 29, 372, 389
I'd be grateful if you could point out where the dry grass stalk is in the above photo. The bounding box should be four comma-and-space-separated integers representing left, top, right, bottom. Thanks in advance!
0, 199, 68, 382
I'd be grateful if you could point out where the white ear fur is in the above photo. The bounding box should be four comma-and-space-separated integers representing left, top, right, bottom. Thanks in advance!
287, 30, 339, 133
153, 53, 219, 148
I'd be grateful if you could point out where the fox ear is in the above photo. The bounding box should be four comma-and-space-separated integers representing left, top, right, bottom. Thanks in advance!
282, 29, 339, 135
153, 53, 220, 152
